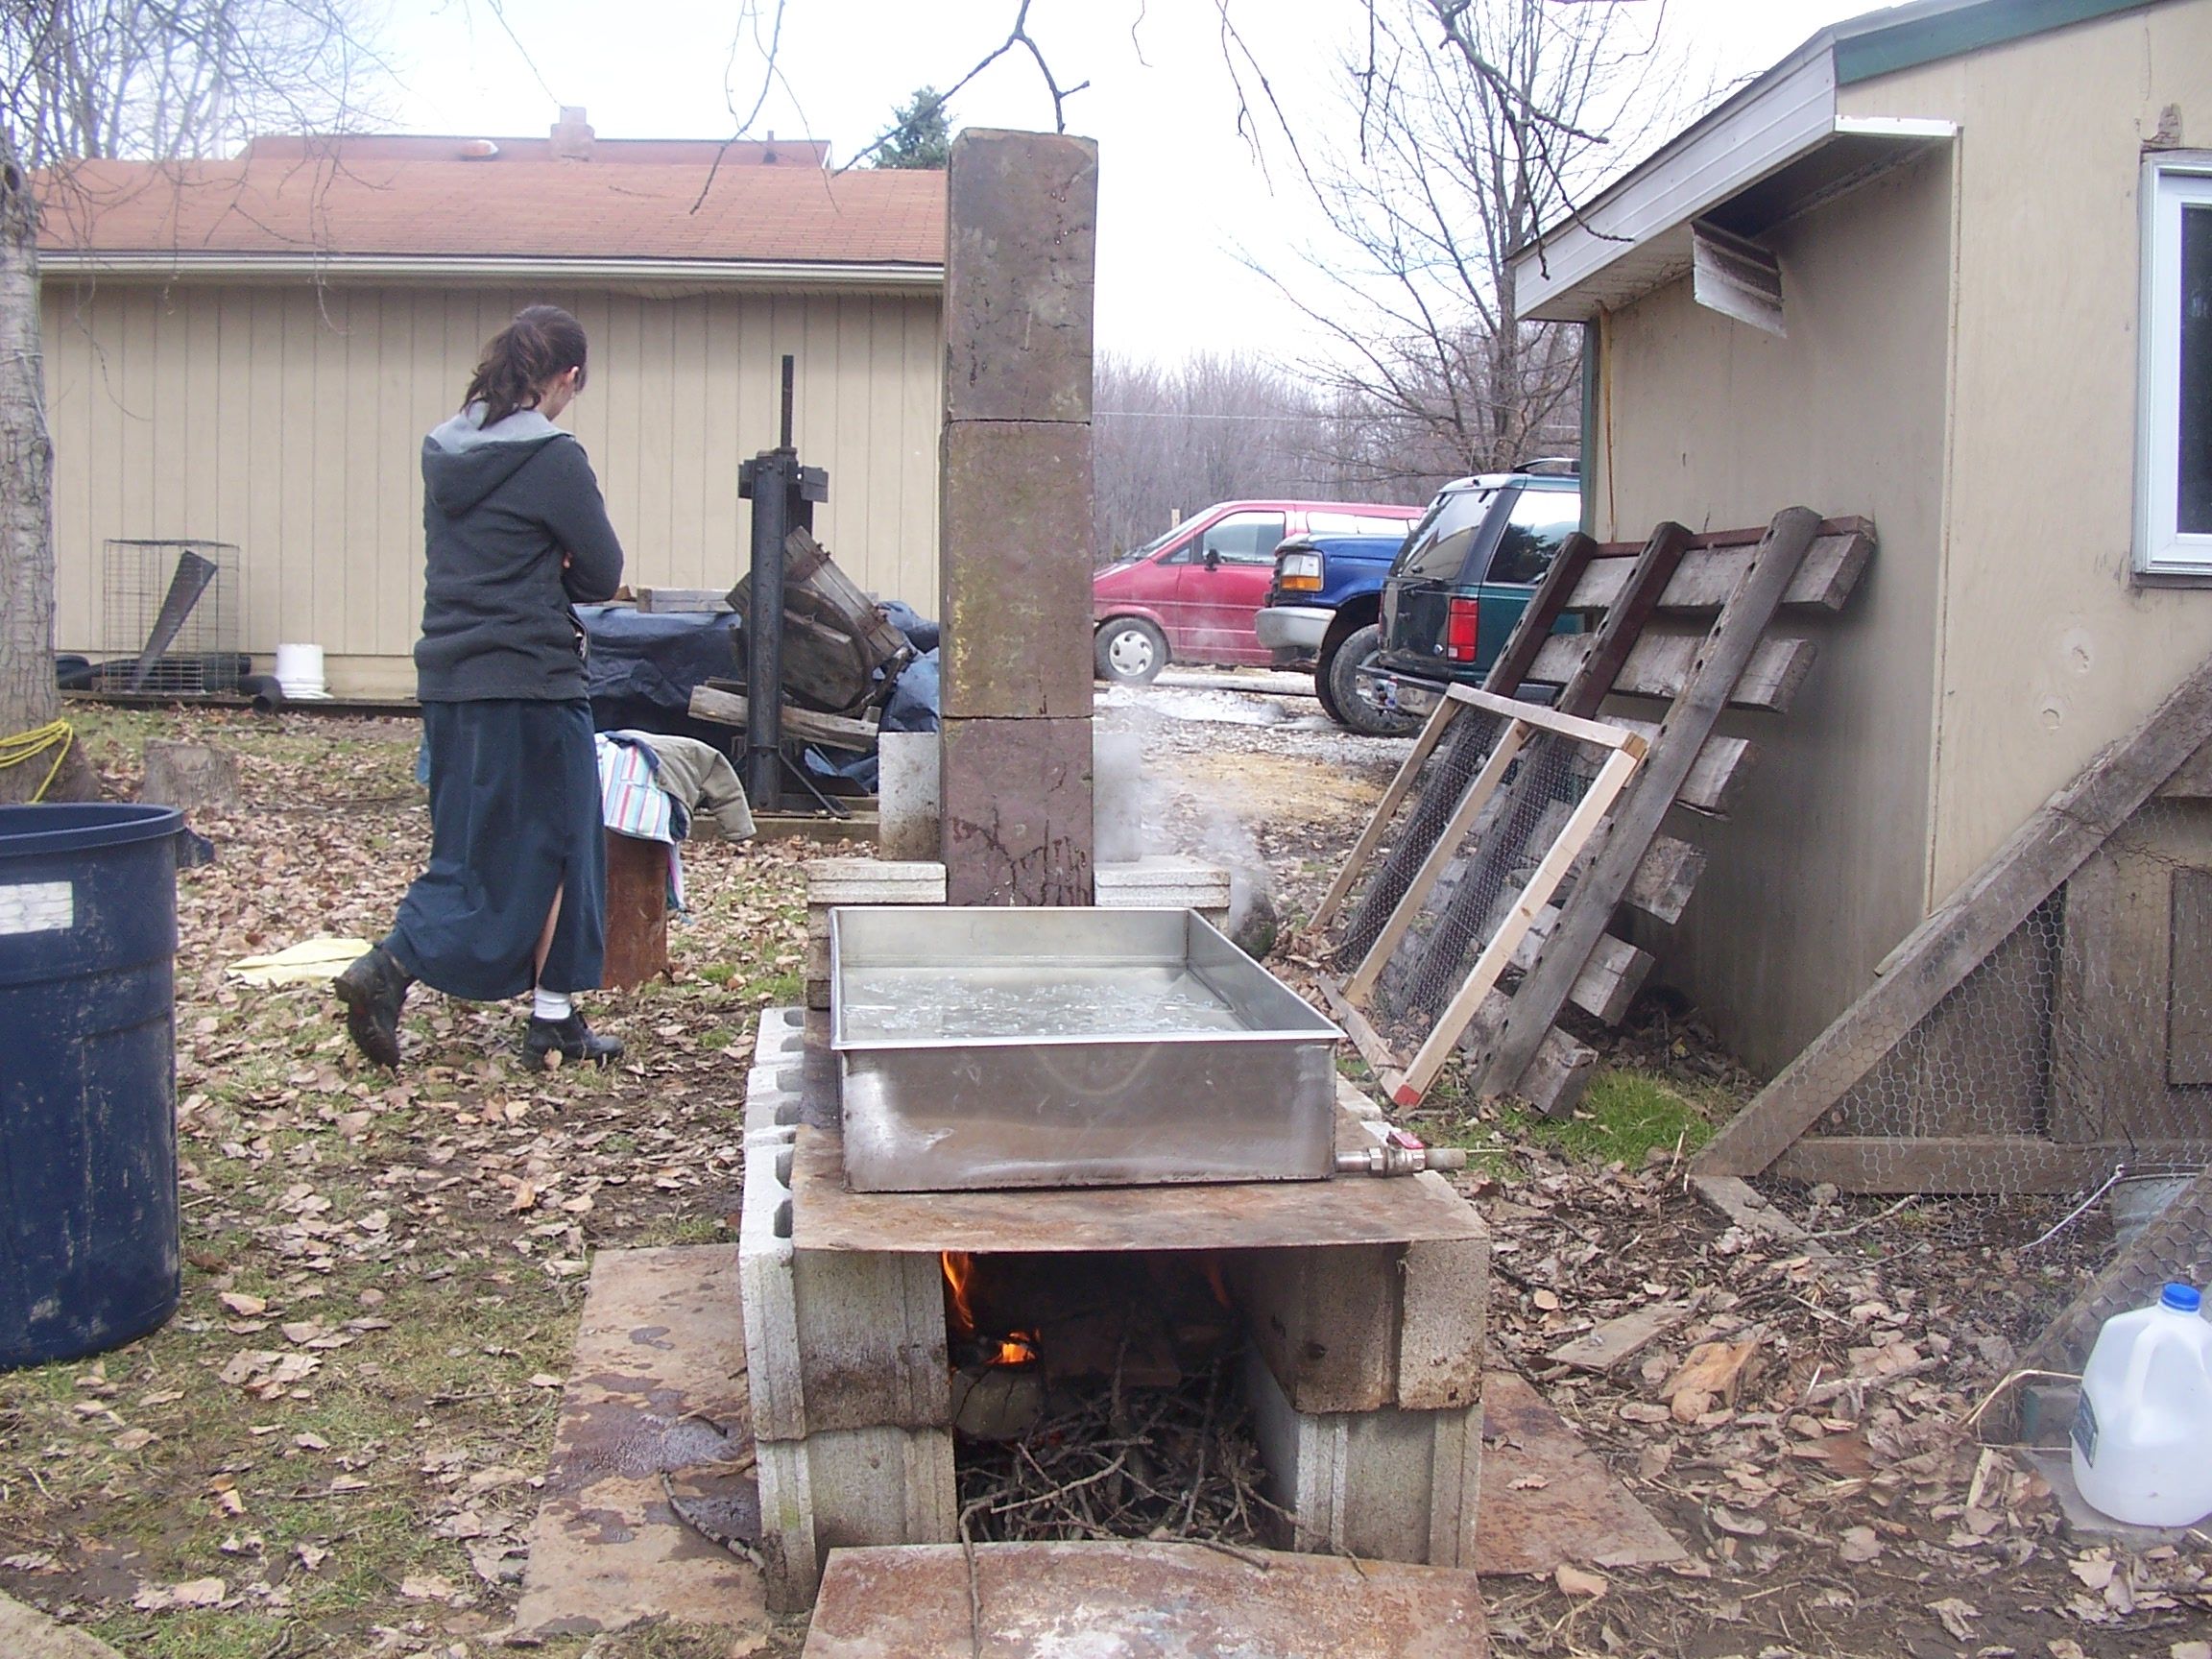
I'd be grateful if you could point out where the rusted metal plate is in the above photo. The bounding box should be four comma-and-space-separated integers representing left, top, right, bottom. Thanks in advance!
508, 1247, 769, 1643
802, 1541, 1486, 1658
791, 1117, 1484, 1254
1477, 1371, 1686, 1575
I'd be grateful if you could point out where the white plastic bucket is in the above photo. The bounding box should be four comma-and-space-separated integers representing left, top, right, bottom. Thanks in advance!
274, 642, 329, 700
2071, 1282, 2212, 1527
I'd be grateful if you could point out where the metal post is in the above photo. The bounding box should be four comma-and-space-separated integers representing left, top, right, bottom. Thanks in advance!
739, 354, 797, 810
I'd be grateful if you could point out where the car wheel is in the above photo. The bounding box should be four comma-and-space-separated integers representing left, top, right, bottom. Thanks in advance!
1312, 658, 1346, 724
1095, 618, 1167, 685
1324, 624, 1422, 737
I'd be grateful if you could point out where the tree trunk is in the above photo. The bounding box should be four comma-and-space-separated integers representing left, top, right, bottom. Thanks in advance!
0, 138, 96, 805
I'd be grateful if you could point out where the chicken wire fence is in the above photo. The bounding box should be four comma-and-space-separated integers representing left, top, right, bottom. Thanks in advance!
1332, 704, 1599, 1022
1805, 794, 2212, 1202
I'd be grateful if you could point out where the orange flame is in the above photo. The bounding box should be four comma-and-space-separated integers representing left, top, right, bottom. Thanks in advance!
942, 1251, 978, 1338
942, 1252, 1039, 1367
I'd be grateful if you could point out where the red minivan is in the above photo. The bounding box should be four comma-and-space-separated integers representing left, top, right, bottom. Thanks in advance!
1092, 499, 1422, 683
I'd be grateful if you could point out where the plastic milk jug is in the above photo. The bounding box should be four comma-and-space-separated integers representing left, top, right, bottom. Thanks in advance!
2070, 1283, 2212, 1527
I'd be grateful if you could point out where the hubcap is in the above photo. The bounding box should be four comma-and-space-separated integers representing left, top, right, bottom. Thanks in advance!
1108, 629, 1157, 677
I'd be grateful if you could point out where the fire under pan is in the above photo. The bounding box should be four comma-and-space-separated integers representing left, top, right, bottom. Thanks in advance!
830, 906, 1343, 1192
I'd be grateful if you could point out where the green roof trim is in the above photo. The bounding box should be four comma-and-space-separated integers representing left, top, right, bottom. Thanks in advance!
1835, 0, 2159, 85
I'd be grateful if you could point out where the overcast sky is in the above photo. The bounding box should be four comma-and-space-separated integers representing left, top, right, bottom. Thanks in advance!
380, 0, 1890, 361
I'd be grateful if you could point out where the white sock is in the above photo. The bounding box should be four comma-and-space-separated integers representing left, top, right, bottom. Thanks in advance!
533, 988, 573, 1022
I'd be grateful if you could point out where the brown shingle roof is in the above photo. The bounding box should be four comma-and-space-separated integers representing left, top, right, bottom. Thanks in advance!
38, 155, 945, 267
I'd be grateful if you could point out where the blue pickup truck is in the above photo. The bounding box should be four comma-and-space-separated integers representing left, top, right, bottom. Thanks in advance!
1254, 531, 1421, 735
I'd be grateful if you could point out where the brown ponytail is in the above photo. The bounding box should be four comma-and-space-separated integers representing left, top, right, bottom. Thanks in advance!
461, 304, 589, 427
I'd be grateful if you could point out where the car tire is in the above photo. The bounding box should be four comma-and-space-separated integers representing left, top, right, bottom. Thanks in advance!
1312, 659, 1346, 724
1095, 618, 1167, 685
1323, 624, 1422, 737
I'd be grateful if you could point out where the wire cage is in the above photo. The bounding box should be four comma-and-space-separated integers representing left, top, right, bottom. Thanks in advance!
100, 540, 245, 695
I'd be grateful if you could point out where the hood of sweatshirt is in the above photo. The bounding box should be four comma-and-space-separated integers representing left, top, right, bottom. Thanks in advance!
421, 403, 569, 515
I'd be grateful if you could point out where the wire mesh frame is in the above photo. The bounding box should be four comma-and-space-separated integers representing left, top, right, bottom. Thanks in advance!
1331, 685, 1646, 1106
101, 540, 244, 694
1776, 796, 2212, 1197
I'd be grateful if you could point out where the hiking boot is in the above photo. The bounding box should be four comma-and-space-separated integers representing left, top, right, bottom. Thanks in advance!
334, 944, 411, 1069
522, 1012, 624, 1071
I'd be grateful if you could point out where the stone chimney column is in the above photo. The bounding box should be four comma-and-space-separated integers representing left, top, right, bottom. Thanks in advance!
936, 130, 1099, 906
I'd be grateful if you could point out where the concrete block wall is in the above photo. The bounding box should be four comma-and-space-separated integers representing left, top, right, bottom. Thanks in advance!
739, 1010, 958, 1611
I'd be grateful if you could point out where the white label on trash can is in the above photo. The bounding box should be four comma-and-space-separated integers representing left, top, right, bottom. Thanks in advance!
0, 880, 73, 935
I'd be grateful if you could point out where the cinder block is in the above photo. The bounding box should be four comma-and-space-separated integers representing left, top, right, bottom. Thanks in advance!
1397, 1237, 1488, 1411
940, 716, 1094, 905
805, 858, 948, 906
807, 1423, 957, 1558
1231, 1244, 1400, 1414
1094, 855, 1234, 925
757, 1422, 957, 1613
792, 1248, 951, 1434
878, 732, 940, 860
1244, 1351, 1482, 1569
939, 421, 1096, 719
944, 130, 1097, 424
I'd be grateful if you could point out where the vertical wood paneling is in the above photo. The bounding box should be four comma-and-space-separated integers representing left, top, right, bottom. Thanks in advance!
45, 280, 946, 678
701, 296, 742, 593
633, 295, 675, 576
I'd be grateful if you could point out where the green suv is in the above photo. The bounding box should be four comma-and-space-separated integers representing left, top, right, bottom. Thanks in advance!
1364, 467, 1582, 720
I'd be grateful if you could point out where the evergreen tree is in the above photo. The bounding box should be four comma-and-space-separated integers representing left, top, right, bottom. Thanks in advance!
870, 87, 950, 170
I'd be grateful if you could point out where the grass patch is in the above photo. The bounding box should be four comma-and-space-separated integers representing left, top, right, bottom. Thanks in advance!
1379, 1064, 1714, 1177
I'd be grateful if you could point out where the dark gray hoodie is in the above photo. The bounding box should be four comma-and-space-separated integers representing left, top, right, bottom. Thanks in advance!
414, 406, 625, 702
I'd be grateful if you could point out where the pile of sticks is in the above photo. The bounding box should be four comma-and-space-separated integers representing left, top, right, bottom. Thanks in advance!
954, 1351, 1276, 1549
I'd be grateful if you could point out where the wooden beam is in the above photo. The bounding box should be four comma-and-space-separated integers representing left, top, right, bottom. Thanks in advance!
1606, 721, 1757, 818
1511, 908, 1652, 1026
689, 684, 880, 750
1568, 520, 1874, 616
1694, 650, 2212, 1178
1442, 683, 1645, 753
1625, 835, 1707, 926
1474, 508, 1825, 1111
1768, 1136, 2212, 1194
1530, 630, 1819, 713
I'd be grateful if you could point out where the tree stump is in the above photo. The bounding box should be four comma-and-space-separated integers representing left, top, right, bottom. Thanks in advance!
140, 740, 239, 811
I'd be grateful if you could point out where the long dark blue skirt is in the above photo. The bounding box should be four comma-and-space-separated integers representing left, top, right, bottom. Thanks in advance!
388, 699, 605, 1000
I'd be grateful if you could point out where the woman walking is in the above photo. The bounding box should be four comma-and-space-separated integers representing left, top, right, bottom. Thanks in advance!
336, 304, 626, 1072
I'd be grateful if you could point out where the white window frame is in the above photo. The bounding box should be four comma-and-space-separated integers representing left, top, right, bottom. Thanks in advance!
2135, 153, 2212, 577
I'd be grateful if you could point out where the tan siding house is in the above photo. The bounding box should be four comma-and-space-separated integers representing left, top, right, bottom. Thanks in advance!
39, 131, 946, 698
1512, 0, 2212, 1070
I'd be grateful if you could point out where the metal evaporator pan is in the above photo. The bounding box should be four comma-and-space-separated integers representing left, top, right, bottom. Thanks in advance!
830, 906, 1343, 1192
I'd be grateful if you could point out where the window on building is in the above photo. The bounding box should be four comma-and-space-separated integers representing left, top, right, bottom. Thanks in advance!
2137, 154, 2212, 576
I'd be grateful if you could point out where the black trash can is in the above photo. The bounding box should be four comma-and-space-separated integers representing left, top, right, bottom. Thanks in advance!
0, 803, 183, 1369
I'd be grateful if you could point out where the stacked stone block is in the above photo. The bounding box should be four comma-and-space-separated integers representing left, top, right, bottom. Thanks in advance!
938, 130, 1100, 905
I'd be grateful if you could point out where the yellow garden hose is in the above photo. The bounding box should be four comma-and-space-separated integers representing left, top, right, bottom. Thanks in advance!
0, 719, 73, 803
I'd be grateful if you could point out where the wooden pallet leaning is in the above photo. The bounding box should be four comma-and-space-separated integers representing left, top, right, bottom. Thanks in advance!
1321, 689, 1646, 1105
1694, 651, 2212, 1187
1458, 507, 1829, 1109
1315, 507, 1876, 1117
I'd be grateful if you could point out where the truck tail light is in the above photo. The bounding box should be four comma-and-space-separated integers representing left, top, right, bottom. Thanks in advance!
1277, 551, 1324, 593
1445, 596, 1482, 662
